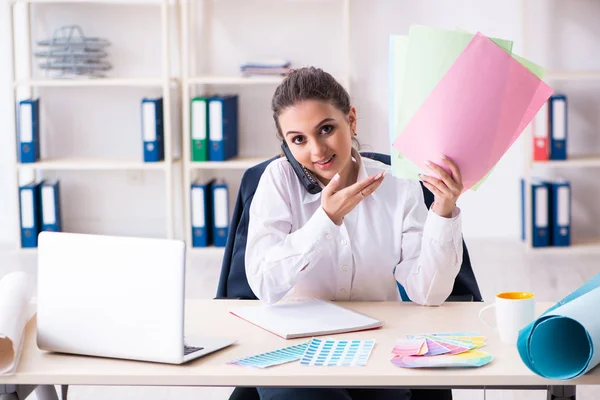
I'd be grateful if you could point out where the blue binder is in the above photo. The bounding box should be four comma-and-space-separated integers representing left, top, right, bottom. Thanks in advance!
531, 179, 551, 248
19, 181, 42, 248
40, 180, 62, 232
191, 179, 215, 247
549, 94, 567, 160
211, 180, 230, 247
209, 95, 238, 161
18, 99, 40, 163
141, 98, 164, 162
520, 178, 525, 241
550, 180, 571, 247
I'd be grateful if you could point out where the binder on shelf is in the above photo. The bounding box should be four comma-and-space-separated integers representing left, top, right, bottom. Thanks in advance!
549, 94, 567, 160
520, 179, 525, 242
191, 96, 210, 162
141, 97, 164, 162
212, 180, 230, 247
17, 98, 40, 164
209, 95, 238, 162
533, 100, 549, 161
550, 180, 571, 247
531, 179, 551, 248
40, 180, 62, 232
191, 179, 215, 247
19, 181, 42, 248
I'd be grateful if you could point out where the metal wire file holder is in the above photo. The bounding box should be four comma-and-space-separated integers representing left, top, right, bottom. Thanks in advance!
35, 25, 112, 79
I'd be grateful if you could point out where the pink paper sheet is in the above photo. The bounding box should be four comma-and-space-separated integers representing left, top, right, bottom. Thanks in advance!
393, 32, 553, 190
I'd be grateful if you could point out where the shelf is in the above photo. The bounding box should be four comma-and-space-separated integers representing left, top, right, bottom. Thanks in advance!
188, 75, 285, 85
532, 155, 600, 168
16, 158, 169, 171
187, 246, 225, 256
12, 0, 176, 4
544, 70, 600, 81
13, 78, 178, 88
527, 238, 600, 254
189, 157, 270, 170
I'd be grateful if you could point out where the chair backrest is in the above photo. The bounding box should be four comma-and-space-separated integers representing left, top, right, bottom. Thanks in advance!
216, 153, 482, 302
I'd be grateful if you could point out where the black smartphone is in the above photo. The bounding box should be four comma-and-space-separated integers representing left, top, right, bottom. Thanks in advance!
281, 141, 322, 194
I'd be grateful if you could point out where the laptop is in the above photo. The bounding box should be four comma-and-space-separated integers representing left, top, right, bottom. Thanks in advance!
36, 231, 235, 364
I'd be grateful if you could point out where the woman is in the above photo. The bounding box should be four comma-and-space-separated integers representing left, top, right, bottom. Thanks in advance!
244, 67, 463, 400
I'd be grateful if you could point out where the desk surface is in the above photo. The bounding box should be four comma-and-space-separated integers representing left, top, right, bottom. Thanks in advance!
1, 300, 599, 387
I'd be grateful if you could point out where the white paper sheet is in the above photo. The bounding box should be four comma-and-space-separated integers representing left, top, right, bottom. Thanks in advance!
0, 271, 34, 375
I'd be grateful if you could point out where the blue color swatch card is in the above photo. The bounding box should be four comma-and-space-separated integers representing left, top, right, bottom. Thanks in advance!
300, 338, 375, 367
227, 342, 309, 368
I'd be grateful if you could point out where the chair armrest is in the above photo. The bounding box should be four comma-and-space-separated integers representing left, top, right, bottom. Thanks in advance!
214, 296, 257, 300
446, 294, 476, 302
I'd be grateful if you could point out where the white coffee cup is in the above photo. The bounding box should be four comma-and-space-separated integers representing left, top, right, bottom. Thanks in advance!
479, 291, 535, 345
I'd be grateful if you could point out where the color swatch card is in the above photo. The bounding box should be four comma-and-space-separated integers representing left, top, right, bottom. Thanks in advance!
300, 338, 375, 367
391, 350, 493, 369
227, 342, 309, 368
391, 338, 427, 357
407, 333, 485, 352
422, 338, 452, 356
392, 333, 492, 369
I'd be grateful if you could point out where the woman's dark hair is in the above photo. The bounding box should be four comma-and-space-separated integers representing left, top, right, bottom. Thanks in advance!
271, 67, 359, 148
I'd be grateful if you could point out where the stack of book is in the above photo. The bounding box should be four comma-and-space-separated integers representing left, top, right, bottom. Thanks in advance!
240, 59, 291, 76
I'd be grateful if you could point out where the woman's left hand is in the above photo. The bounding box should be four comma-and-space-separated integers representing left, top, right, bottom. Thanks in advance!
419, 155, 463, 218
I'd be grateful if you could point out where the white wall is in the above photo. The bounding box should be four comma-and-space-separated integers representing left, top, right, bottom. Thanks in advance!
1, 0, 599, 245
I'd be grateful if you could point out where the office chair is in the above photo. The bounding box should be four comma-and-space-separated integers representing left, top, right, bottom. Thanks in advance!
215, 152, 483, 400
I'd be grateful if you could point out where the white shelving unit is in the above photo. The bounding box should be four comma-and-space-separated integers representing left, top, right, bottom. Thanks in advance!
13, 78, 179, 87
179, 0, 351, 255
15, 159, 172, 171
8, 0, 180, 248
521, 2, 600, 253
6, 0, 351, 254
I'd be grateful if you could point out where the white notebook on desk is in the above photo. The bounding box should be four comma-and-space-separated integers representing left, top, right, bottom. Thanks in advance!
229, 299, 382, 339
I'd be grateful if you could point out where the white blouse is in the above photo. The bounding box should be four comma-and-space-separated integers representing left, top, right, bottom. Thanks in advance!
245, 150, 463, 306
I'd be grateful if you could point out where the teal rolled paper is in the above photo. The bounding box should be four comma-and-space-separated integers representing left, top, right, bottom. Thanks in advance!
517, 273, 600, 380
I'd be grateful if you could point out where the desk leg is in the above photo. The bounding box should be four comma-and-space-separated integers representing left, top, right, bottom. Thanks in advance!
548, 386, 576, 400
61, 385, 68, 400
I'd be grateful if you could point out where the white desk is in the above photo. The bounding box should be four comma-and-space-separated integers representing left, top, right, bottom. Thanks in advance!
0, 300, 598, 391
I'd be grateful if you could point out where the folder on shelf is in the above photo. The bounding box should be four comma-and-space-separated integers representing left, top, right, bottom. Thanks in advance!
19, 181, 42, 248
549, 94, 567, 160
520, 179, 526, 242
141, 97, 164, 162
212, 180, 230, 247
209, 95, 238, 162
533, 100, 549, 161
531, 179, 551, 248
191, 179, 215, 247
191, 96, 210, 162
17, 99, 40, 164
40, 180, 62, 232
550, 180, 571, 247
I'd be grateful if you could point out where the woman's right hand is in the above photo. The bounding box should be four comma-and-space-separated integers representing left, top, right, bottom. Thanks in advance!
321, 171, 385, 225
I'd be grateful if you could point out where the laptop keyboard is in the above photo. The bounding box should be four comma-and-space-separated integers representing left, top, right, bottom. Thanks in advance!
184, 345, 204, 356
